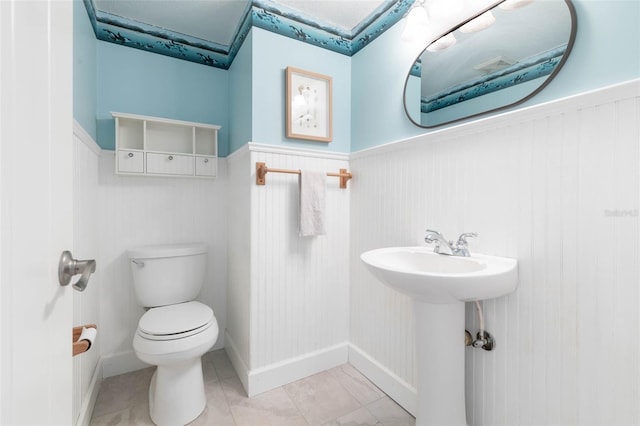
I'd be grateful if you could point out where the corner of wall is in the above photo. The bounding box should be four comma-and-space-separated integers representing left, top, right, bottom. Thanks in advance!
73, 0, 97, 141
229, 30, 253, 155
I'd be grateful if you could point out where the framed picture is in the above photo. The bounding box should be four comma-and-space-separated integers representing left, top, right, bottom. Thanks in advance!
286, 67, 333, 142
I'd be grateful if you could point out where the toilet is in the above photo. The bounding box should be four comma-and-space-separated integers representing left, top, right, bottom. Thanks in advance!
128, 243, 218, 426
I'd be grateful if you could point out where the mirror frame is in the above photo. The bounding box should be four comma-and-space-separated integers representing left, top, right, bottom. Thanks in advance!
403, 0, 578, 128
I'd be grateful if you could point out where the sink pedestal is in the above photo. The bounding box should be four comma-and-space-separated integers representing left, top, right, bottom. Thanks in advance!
360, 246, 517, 426
414, 301, 467, 426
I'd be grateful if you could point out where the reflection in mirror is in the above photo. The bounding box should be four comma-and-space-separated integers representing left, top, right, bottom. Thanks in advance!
404, 0, 577, 128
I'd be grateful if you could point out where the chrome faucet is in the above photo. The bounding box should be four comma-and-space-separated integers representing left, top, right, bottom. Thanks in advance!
424, 229, 477, 257
424, 229, 454, 255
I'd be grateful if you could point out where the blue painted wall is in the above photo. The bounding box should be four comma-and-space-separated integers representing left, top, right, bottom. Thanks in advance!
351, 23, 423, 152
351, 0, 640, 151
73, 0, 97, 139
93, 25, 352, 156
228, 30, 254, 154
530, 0, 640, 103
96, 41, 230, 155
250, 28, 352, 154
86, 0, 638, 154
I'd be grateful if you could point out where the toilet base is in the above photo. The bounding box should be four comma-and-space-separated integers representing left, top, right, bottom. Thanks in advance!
148, 358, 206, 426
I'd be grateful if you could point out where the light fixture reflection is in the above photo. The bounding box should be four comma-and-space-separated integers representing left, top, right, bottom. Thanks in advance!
428, 0, 464, 19
459, 10, 496, 33
427, 32, 457, 52
499, 0, 535, 10
401, 1, 429, 42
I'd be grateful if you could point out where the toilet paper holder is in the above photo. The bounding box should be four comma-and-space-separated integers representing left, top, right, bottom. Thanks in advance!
58, 251, 96, 292
72, 324, 97, 356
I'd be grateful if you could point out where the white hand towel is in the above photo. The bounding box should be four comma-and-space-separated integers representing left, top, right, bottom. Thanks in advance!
299, 170, 326, 237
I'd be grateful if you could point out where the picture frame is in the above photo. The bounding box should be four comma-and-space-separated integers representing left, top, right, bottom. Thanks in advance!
285, 66, 333, 142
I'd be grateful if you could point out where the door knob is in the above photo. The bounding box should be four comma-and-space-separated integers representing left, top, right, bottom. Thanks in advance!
58, 251, 96, 292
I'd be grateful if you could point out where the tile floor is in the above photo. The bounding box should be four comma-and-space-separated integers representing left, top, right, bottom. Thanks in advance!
90, 349, 415, 426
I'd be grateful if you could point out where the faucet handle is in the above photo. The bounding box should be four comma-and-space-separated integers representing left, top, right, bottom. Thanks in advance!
456, 232, 477, 246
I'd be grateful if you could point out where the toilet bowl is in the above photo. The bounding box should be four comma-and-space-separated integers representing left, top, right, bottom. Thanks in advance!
134, 302, 218, 425
128, 244, 218, 426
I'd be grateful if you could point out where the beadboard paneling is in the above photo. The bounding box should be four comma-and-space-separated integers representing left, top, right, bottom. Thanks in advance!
226, 144, 351, 394
72, 123, 102, 425
249, 147, 351, 371
350, 81, 640, 425
97, 152, 228, 374
226, 146, 252, 371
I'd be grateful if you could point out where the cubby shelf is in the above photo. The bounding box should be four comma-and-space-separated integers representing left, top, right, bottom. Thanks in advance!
113, 112, 221, 179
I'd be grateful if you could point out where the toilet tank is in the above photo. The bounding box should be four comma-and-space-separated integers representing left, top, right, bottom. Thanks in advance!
128, 243, 208, 308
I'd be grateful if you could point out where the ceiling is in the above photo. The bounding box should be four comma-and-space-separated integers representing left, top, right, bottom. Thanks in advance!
84, 0, 413, 69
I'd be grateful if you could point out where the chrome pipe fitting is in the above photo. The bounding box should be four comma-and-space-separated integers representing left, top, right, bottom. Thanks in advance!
472, 330, 495, 351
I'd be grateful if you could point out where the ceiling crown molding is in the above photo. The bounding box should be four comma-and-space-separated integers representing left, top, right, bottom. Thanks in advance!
84, 0, 413, 69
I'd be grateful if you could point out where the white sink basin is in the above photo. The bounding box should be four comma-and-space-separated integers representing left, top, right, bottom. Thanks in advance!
360, 246, 517, 304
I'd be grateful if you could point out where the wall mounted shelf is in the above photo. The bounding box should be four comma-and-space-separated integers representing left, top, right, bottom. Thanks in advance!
113, 112, 221, 179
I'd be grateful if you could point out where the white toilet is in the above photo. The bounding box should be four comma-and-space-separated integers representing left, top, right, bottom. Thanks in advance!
128, 243, 218, 426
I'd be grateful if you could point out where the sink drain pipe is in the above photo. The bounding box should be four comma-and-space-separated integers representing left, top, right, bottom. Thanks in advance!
466, 301, 495, 351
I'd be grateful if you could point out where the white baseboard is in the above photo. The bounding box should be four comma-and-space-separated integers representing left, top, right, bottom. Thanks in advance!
225, 332, 349, 397
75, 358, 103, 426
248, 342, 349, 397
101, 350, 150, 378
224, 331, 250, 392
101, 340, 226, 379
348, 343, 417, 416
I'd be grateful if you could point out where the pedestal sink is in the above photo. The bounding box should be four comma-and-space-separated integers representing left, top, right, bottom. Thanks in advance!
360, 246, 517, 426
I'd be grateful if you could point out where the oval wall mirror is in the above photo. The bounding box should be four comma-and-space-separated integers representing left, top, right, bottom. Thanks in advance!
403, 0, 577, 128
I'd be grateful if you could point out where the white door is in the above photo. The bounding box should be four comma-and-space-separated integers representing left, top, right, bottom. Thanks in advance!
0, 1, 74, 424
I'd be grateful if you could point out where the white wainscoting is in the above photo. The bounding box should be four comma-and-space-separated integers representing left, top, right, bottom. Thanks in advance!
72, 122, 103, 426
226, 145, 252, 393
350, 80, 639, 425
226, 143, 351, 396
97, 151, 228, 377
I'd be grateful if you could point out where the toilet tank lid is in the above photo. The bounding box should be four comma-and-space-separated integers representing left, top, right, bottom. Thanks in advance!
128, 243, 207, 259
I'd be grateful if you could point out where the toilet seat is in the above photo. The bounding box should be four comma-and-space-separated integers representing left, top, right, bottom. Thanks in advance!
138, 301, 214, 341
